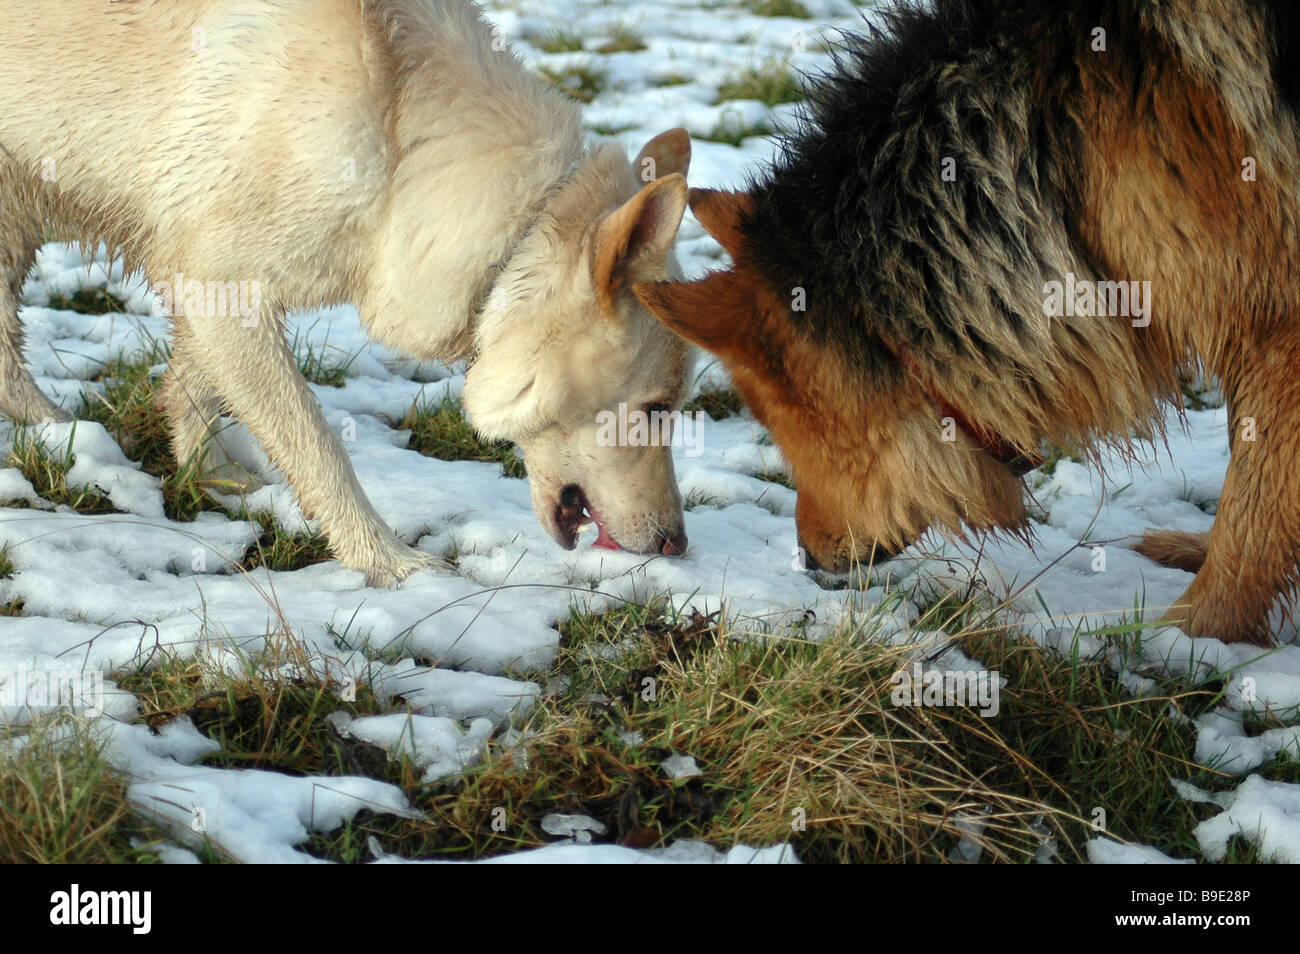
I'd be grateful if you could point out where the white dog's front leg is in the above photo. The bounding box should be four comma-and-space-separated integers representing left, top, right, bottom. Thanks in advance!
181, 309, 434, 586
161, 339, 263, 493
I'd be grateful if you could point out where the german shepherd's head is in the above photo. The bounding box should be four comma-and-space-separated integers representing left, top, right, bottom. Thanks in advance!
636, 188, 1029, 572
631, 1, 1185, 574
462, 130, 694, 557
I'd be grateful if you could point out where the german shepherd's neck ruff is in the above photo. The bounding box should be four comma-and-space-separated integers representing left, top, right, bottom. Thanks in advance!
638, 0, 1300, 643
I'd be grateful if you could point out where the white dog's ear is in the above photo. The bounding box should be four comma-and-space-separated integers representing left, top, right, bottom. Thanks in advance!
592, 172, 688, 313
634, 127, 691, 180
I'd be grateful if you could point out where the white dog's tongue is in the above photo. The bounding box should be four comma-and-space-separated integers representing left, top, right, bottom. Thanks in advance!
586, 502, 620, 550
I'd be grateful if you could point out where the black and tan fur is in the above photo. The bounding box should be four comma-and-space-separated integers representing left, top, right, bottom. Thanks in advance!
637, 0, 1300, 643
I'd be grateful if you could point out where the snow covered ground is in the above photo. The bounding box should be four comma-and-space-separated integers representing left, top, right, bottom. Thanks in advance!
1, 0, 1298, 863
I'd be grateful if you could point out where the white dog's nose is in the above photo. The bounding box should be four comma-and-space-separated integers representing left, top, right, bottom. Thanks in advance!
659, 531, 688, 557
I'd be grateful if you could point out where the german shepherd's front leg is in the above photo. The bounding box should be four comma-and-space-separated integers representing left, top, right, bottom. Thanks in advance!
1165, 349, 1300, 644
177, 309, 434, 586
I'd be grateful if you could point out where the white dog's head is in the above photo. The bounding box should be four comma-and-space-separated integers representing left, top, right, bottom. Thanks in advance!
461, 130, 694, 556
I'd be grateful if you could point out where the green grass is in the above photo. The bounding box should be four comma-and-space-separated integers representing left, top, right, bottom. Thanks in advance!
538, 63, 609, 103
700, 112, 776, 146
651, 73, 691, 87
1035, 442, 1071, 478
45, 287, 129, 315
238, 511, 333, 574
716, 59, 804, 106
585, 121, 637, 137
684, 490, 720, 511
596, 23, 647, 54
6, 425, 117, 514
403, 396, 526, 479
755, 466, 793, 488
683, 387, 744, 421
531, 28, 586, 53
293, 335, 360, 388
745, 0, 811, 16
0, 545, 20, 616
118, 642, 384, 779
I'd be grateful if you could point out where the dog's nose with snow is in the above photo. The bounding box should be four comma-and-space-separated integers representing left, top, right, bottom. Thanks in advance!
657, 530, 689, 556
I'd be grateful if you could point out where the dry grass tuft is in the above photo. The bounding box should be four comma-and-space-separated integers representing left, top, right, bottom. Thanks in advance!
0, 716, 165, 863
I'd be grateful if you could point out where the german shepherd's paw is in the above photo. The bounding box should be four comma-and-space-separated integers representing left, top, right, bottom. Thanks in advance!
1132, 529, 1208, 574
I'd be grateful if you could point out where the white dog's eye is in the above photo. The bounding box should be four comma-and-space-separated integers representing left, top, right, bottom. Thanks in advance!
643, 401, 671, 416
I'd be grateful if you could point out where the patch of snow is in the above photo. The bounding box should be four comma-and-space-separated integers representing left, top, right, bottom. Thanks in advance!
327, 711, 494, 783
1085, 839, 1195, 865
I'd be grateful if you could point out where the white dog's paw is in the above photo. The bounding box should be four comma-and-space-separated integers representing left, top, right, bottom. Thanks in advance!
359, 544, 440, 588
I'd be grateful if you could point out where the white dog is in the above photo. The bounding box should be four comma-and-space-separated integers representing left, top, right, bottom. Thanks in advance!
0, 0, 694, 583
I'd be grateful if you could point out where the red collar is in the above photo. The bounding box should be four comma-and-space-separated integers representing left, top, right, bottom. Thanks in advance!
893, 347, 1044, 477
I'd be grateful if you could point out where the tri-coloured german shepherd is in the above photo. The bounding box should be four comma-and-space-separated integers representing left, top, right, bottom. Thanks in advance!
637, 0, 1300, 644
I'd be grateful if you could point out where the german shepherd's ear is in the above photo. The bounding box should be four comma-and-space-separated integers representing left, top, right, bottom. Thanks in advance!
633, 268, 757, 354
593, 172, 688, 313
689, 188, 754, 261
635, 189, 761, 352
